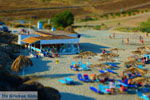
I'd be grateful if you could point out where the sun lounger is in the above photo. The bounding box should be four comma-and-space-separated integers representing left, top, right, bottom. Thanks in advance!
89, 86, 102, 94
99, 70, 107, 73
137, 91, 149, 100
71, 61, 76, 65
137, 65, 144, 69
58, 77, 74, 85
77, 74, 85, 81
77, 74, 92, 82
58, 80, 68, 84
98, 84, 110, 94
106, 69, 117, 74
83, 74, 92, 82
80, 64, 90, 71
70, 65, 79, 71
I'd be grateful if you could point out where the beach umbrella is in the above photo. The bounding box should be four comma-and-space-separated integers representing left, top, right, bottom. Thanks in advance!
131, 50, 142, 55
132, 77, 146, 83
123, 67, 147, 75
141, 51, 150, 55
137, 46, 146, 50
108, 53, 119, 57
127, 56, 139, 61
124, 60, 138, 67
11, 55, 33, 72
79, 51, 97, 57
99, 57, 115, 62
97, 72, 120, 79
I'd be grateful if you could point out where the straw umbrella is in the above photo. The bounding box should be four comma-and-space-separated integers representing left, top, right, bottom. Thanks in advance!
141, 51, 150, 55
99, 57, 115, 62
97, 72, 120, 79
132, 77, 146, 83
11, 55, 33, 72
124, 60, 138, 67
131, 50, 142, 55
79, 51, 97, 57
123, 67, 147, 76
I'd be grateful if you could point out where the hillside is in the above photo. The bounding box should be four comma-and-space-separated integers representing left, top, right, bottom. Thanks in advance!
0, 0, 150, 20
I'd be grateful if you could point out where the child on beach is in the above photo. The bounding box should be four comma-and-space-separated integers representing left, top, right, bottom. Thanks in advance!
102, 49, 106, 54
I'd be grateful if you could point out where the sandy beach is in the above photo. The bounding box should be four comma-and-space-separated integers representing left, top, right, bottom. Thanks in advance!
19, 29, 150, 100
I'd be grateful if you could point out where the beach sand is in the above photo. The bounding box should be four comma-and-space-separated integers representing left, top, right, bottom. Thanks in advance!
19, 29, 150, 100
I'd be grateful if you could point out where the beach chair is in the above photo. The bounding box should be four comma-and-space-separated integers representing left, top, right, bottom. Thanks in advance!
83, 74, 92, 82
58, 77, 74, 85
142, 95, 150, 100
98, 84, 110, 94
64, 77, 74, 84
78, 61, 82, 66
137, 65, 144, 69
70, 65, 79, 71
71, 61, 76, 66
86, 62, 92, 67
136, 91, 149, 100
58, 80, 68, 84
77, 74, 85, 81
106, 69, 117, 74
77, 74, 92, 82
80, 64, 90, 71
89, 87, 102, 94
99, 70, 107, 73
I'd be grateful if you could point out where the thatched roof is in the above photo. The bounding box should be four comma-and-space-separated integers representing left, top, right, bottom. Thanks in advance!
124, 60, 138, 67
123, 67, 147, 75
131, 50, 142, 55
11, 55, 33, 72
90, 64, 106, 68
109, 48, 124, 51
79, 51, 97, 57
99, 57, 115, 62
97, 72, 120, 79
132, 77, 146, 83
100, 53, 119, 58
74, 51, 97, 59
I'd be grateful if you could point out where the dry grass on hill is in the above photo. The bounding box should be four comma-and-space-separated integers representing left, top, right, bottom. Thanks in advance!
0, 0, 149, 20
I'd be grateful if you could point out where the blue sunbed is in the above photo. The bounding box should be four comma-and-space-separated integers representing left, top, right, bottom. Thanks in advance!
77, 74, 92, 82
106, 69, 117, 74
80, 64, 90, 71
89, 87, 102, 94
99, 70, 106, 73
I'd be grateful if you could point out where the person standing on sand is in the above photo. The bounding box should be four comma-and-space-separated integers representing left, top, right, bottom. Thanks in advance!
126, 38, 129, 45
109, 35, 112, 39
146, 33, 149, 37
102, 49, 106, 54
139, 35, 144, 44
122, 38, 124, 44
139, 35, 143, 41
113, 33, 115, 39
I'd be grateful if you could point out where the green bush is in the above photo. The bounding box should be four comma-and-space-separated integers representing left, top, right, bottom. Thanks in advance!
140, 19, 150, 33
51, 10, 74, 28
94, 25, 101, 30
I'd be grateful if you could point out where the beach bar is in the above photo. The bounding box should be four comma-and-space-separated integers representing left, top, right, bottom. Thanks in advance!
18, 31, 80, 55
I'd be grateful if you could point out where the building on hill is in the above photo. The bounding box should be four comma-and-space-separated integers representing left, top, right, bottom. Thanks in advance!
18, 31, 80, 55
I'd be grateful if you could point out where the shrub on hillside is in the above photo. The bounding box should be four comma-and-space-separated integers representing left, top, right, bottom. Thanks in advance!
51, 10, 74, 28
140, 19, 150, 33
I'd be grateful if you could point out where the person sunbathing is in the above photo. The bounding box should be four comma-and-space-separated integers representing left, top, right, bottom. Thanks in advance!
119, 85, 127, 93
